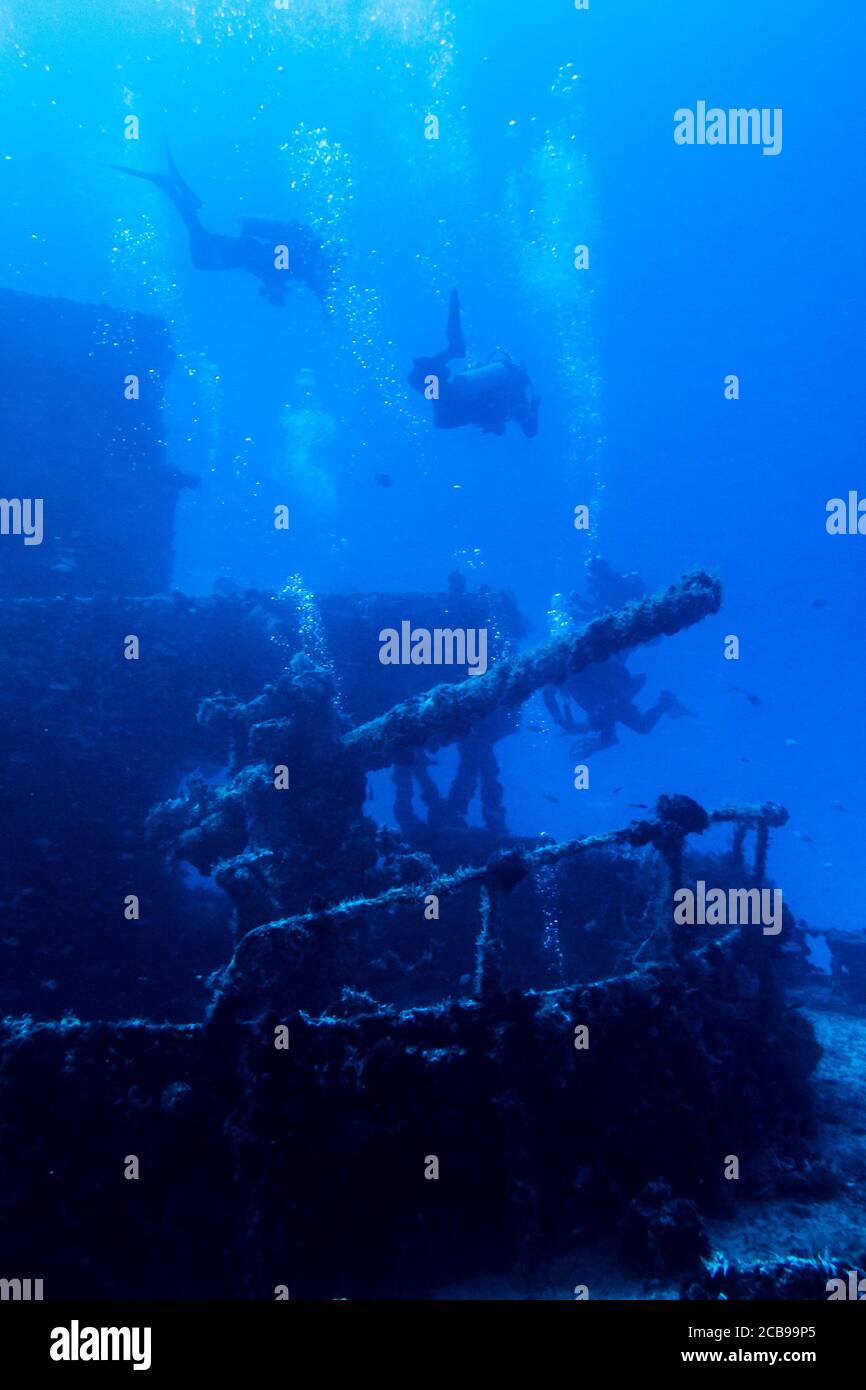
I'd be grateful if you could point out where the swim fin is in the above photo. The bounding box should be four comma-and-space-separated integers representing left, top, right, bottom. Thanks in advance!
163, 143, 203, 212
107, 163, 176, 198
659, 690, 695, 719
107, 146, 202, 217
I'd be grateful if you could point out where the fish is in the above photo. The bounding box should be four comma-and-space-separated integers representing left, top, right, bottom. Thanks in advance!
794, 830, 814, 844
831, 802, 847, 812
611, 786, 622, 795
375, 473, 393, 488
627, 802, 649, 809
812, 598, 828, 609
541, 794, 560, 804
729, 686, 761, 707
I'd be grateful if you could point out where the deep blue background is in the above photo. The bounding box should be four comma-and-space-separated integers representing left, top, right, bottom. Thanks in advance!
1, 0, 863, 933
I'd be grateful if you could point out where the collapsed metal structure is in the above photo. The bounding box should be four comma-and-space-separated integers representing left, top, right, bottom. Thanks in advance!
0, 564, 825, 1298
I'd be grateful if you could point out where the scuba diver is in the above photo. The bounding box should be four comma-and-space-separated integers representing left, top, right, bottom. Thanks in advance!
391, 572, 519, 839
392, 711, 513, 838
442, 708, 513, 835
408, 289, 540, 437
567, 557, 648, 621
543, 559, 694, 758
108, 147, 331, 305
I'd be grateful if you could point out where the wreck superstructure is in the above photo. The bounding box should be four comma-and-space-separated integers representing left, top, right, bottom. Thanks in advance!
0, 289, 839, 1300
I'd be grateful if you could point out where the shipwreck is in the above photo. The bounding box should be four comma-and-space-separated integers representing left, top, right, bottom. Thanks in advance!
0, 290, 839, 1300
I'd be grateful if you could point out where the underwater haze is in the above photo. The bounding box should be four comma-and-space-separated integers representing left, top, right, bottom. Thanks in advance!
2, 0, 866, 1315
3, 0, 863, 928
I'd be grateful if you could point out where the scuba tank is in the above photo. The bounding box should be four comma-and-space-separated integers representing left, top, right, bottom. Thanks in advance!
452, 353, 531, 407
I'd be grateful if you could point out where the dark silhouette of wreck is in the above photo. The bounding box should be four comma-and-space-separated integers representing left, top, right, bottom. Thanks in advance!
0, 290, 836, 1300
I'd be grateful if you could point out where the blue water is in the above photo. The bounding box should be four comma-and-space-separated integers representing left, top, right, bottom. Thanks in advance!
3, 0, 864, 936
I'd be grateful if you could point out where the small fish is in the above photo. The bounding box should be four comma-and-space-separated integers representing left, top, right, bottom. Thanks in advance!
541, 794, 560, 804
611, 786, 622, 795
831, 802, 847, 813
374, 473, 393, 488
785, 738, 799, 747
628, 802, 649, 810
729, 686, 761, 707
812, 598, 828, 609
740, 757, 751, 763
794, 830, 814, 844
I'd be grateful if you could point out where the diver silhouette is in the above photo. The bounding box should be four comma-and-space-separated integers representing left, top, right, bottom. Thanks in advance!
408, 289, 540, 437
108, 147, 330, 305
543, 559, 694, 758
